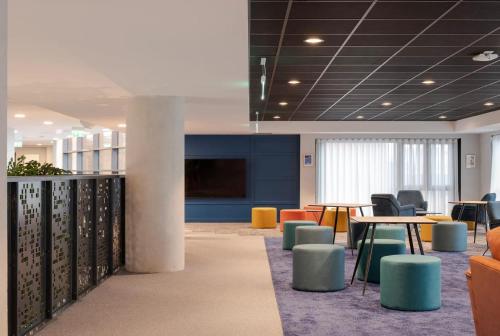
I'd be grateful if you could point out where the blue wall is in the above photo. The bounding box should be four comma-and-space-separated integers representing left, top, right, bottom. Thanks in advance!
185, 135, 300, 222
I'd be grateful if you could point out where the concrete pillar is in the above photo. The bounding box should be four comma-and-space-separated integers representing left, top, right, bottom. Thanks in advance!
125, 96, 185, 272
6, 128, 14, 162
0, 0, 8, 332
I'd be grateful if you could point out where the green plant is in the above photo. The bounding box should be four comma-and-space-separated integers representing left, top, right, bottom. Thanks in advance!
7, 155, 71, 176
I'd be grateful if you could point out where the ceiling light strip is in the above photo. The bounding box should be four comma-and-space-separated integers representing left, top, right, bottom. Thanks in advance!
423, 90, 500, 121
260, 0, 294, 121
287, 0, 379, 121
314, 0, 464, 121
341, 26, 500, 120
392, 60, 500, 120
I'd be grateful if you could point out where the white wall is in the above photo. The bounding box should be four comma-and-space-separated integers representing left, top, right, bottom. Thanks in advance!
0, 0, 7, 332
15, 146, 53, 164
300, 133, 482, 208
6, 128, 14, 162
479, 132, 497, 196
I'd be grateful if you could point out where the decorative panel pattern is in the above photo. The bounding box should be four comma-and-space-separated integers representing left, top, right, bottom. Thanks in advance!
50, 181, 72, 314
16, 182, 45, 335
111, 178, 122, 271
96, 179, 111, 281
76, 180, 95, 295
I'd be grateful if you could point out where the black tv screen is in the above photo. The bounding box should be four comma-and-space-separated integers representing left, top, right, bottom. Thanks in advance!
185, 159, 246, 198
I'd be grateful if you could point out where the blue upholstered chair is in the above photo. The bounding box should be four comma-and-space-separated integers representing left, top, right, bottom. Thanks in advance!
487, 201, 500, 230
371, 194, 416, 216
451, 193, 496, 224
397, 190, 428, 212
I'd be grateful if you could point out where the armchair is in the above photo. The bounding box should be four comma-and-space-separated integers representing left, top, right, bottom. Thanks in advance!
486, 201, 500, 230
466, 228, 500, 336
397, 190, 428, 211
371, 194, 416, 216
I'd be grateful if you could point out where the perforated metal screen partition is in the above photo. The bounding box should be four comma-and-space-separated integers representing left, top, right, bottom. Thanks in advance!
7, 176, 125, 336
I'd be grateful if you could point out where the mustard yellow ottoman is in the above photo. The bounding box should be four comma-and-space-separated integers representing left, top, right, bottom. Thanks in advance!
464, 221, 475, 231
422, 215, 453, 242
251, 207, 277, 229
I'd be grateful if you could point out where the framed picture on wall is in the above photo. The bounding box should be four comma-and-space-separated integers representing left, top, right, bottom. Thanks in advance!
465, 154, 476, 168
304, 154, 313, 166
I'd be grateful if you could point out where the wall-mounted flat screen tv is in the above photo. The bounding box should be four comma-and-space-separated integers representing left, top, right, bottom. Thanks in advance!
185, 159, 246, 198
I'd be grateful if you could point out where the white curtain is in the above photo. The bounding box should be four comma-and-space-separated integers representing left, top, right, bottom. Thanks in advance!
316, 138, 458, 214
490, 135, 500, 196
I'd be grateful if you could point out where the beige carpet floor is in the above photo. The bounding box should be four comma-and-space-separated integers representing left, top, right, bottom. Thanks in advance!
38, 226, 283, 336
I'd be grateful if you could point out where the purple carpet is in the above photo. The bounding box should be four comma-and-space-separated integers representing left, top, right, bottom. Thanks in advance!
265, 237, 475, 336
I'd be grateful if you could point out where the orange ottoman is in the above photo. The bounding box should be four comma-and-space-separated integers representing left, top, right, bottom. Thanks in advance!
279, 209, 307, 232
422, 215, 453, 242
304, 206, 356, 232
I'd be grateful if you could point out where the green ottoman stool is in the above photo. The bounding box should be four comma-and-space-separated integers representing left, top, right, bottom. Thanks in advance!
295, 226, 333, 245
380, 255, 441, 311
292, 244, 345, 292
356, 239, 406, 283
432, 222, 467, 252
365, 225, 406, 242
282, 220, 317, 250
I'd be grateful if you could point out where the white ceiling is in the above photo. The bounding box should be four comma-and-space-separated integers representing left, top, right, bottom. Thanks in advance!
8, 0, 250, 135
8, 104, 85, 145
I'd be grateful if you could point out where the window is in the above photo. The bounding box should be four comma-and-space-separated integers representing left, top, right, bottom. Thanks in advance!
316, 138, 458, 214
490, 135, 500, 196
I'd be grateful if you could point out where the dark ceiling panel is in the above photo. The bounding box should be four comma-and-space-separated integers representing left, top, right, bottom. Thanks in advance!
367, 2, 455, 20
289, 2, 371, 19
249, 0, 500, 121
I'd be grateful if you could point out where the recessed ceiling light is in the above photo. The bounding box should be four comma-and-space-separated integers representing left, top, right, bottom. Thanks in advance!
273, 115, 281, 120
422, 80, 435, 85
381, 101, 392, 107
288, 79, 301, 85
117, 123, 127, 128
304, 37, 324, 45
484, 102, 494, 107
439, 115, 447, 119
14, 113, 25, 118
279, 101, 288, 106
356, 116, 364, 119
36, 143, 42, 146
14, 129, 18, 134
43, 121, 54, 125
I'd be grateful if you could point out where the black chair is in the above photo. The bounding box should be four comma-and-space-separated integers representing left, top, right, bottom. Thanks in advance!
371, 194, 416, 216
487, 201, 500, 231
483, 201, 500, 255
451, 193, 496, 224
397, 190, 428, 212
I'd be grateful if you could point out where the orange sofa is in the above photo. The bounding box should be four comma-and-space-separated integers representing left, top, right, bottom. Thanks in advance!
466, 227, 500, 336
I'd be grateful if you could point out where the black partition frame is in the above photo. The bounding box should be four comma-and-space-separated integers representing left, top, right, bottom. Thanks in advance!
7, 176, 125, 336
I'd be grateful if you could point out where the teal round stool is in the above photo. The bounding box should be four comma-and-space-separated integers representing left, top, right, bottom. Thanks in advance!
432, 222, 467, 252
295, 226, 333, 245
356, 239, 406, 283
365, 225, 406, 242
282, 220, 317, 250
380, 255, 441, 311
292, 244, 345, 292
